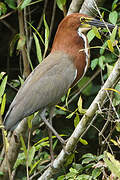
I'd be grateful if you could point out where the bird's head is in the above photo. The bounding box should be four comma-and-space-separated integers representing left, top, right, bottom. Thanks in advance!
78, 15, 115, 32
52, 13, 115, 52
51, 13, 115, 84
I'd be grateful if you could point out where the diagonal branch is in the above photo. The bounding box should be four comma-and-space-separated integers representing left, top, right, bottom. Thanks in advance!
67, 0, 107, 16
80, 0, 106, 16
67, 0, 84, 15
38, 58, 120, 179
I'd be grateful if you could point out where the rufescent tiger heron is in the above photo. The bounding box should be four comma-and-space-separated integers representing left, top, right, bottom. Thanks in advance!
3, 13, 115, 144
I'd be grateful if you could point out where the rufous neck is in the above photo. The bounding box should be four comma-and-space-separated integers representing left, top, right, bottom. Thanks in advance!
51, 28, 80, 59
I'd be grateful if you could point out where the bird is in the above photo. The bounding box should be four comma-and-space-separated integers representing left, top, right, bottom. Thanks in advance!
3, 13, 115, 134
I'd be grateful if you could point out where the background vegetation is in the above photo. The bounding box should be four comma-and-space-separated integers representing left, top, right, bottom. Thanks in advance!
0, 0, 120, 179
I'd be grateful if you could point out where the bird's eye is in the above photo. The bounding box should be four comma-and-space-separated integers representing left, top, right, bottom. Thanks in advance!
80, 17, 86, 23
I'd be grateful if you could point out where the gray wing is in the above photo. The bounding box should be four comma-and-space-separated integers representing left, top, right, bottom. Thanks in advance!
4, 51, 77, 130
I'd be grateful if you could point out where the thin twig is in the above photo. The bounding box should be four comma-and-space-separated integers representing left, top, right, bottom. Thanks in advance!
0, 11, 15, 20
48, 0, 56, 43
26, 128, 31, 180
17, 0, 30, 78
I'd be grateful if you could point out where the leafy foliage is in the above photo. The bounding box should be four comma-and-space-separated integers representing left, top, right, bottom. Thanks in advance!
58, 153, 104, 180
0, 0, 120, 179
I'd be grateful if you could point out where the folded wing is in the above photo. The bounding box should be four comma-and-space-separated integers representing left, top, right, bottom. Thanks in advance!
4, 51, 77, 130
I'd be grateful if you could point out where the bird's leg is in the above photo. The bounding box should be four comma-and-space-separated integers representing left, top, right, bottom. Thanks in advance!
40, 108, 66, 146
48, 107, 54, 161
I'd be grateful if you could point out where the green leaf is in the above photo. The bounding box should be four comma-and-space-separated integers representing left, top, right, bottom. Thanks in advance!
28, 146, 35, 167
66, 111, 76, 119
53, 139, 58, 150
79, 138, 88, 145
33, 33, 42, 63
29, 159, 41, 174
0, 72, 6, 80
110, 139, 119, 146
87, 29, 95, 43
104, 151, 120, 178
5, 0, 16, 9
116, 121, 120, 132
77, 174, 91, 180
91, 58, 99, 70
110, 26, 117, 43
14, 152, 25, 169
18, 76, 24, 86
72, 163, 83, 172
100, 41, 107, 55
34, 134, 65, 147
61, 95, 65, 102
0, 2, 7, 16
101, 11, 104, 18
77, 99, 82, 113
56, 0, 66, 11
43, 14, 49, 55
92, 26, 101, 39
78, 96, 86, 114
74, 113, 80, 128
107, 39, 114, 52
17, 35, 26, 50
0, 76, 8, 98
0, 74, 2, 81
28, 22, 44, 45
97, 154, 104, 161
9, 34, 19, 56
35, 141, 49, 150
66, 167, 78, 178
20, 0, 32, 9
57, 175, 65, 180
20, 134, 27, 159
82, 157, 96, 164
82, 153, 95, 159
56, 105, 69, 112
112, 0, 119, 11
66, 88, 71, 108
99, 56, 105, 70
1, 93, 6, 115
109, 11, 118, 25
27, 114, 33, 129
34, 136, 49, 146
0, 171, 4, 176
92, 168, 101, 178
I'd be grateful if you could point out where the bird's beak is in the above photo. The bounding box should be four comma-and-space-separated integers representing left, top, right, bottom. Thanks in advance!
88, 18, 116, 30
80, 17, 116, 30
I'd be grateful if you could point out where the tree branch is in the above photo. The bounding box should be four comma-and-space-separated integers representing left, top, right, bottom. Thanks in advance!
17, 0, 31, 78
38, 58, 120, 179
67, 0, 84, 15
80, 0, 106, 16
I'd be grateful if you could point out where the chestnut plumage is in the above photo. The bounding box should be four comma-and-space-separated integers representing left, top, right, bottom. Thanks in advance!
3, 13, 115, 130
